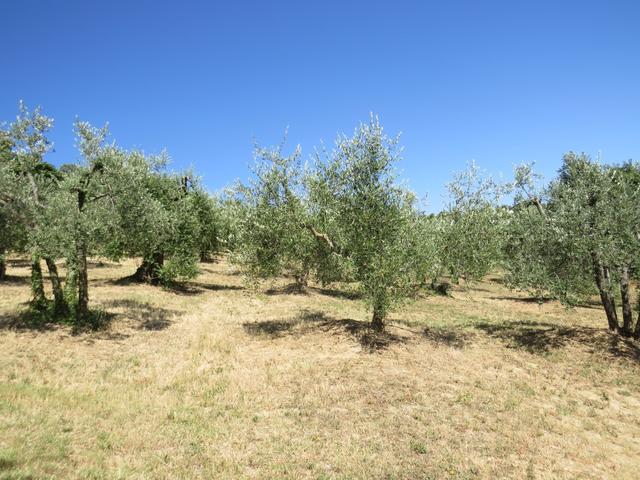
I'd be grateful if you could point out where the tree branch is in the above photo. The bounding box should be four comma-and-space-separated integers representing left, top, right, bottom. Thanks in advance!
88, 192, 112, 203
26, 172, 45, 208
304, 223, 339, 252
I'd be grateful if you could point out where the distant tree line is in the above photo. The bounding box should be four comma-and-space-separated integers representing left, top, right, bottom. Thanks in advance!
1, 104, 638, 336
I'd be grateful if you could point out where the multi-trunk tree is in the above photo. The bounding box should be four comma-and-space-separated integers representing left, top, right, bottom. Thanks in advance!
0, 103, 68, 313
1, 104, 216, 324
505, 154, 640, 337
67, 122, 203, 319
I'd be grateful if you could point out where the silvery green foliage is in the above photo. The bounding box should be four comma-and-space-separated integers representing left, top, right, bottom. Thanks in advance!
505, 158, 603, 305
605, 162, 640, 275
100, 150, 172, 261
439, 161, 510, 283
0, 103, 59, 259
215, 191, 246, 252
117, 169, 201, 283
233, 117, 421, 327
307, 115, 419, 326
190, 188, 221, 261
0, 130, 27, 259
63, 121, 200, 315
72, 129, 201, 285
505, 154, 640, 326
9, 101, 54, 161
68, 121, 134, 252
409, 211, 445, 288
232, 138, 316, 286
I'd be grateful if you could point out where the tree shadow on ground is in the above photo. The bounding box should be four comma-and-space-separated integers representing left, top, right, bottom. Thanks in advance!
422, 326, 476, 349
474, 320, 640, 360
0, 310, 59, 332
197, 282, 244, 292
162, 282, 204, 296
87, 260, 121, 268
242, 309, 640, 360
489, 295, 555, 305
99, 275, 140, 287
309, 286, 362, 301
161, 281, 244, 296
489, 295, 602, 310
0, 299, 176, 339
0, 275, 29, 286
265, 283, 310, 296
101, 299, 178, 331
0, 304, 117, 335
242, 309, 408, 352
100, 276, 243, 296
6, 259, 31, 268
262, 284, 361, 300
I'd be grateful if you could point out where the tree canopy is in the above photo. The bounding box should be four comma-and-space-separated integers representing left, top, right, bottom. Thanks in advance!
1, 103, 639, 337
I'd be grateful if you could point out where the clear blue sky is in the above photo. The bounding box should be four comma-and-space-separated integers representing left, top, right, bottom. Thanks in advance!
2, 0, 639, 211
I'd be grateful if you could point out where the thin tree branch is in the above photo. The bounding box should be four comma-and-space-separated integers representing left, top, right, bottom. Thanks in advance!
304, 223, 339, 252
26, 172, 45, 208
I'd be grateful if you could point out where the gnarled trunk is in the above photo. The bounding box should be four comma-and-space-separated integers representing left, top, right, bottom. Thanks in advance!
371, 305, 385, 331
593, 257, 619, 332
634, 293, 640, 340
75, 239, 89, 322
619, 265, 633, 336
133, 252, 164, 285
0, 247, 6, 281
30, 255, 46, 309
45, 257, 67, 316
64, 261, 78, 305
294, 271, 309, 291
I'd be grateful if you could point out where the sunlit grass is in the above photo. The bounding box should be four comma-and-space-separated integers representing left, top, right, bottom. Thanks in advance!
1, 257, 639, 479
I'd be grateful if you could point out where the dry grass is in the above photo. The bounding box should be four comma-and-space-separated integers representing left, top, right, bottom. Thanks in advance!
1, 257, 639, 479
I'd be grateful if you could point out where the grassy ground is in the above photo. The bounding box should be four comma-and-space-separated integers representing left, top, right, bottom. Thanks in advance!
1, 257, 639, 479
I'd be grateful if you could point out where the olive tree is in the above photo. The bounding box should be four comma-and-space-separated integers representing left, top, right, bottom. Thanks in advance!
231, 117, 420, 330
0, 103, 68, 312
62, 121, 181, 321
306, 116, 419, 330
112, 167, 201, 286
215, 192, 246, 253
505, 154, 640, 337
409, 212, 448, 292
0, 130, 19, 280
190, 188, 222, 262
232, 139, 317, 289
438, 162, 509, 284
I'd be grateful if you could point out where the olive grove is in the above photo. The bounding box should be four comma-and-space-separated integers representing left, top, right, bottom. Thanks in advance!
0, 104, 215, 324
1, 102, 639, 337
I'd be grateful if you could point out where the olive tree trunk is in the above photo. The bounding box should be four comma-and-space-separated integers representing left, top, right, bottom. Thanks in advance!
633, 289, 640, 340
293, 271, 309, 291
75, 239, 89, 322
593, 259, 619, 332
30, 255, 47, 309
371, 305, 385, 331
619, 265, 633, 336
44, 257, 67, 316
0, 247, 6, 281
133, 252, 164, 285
